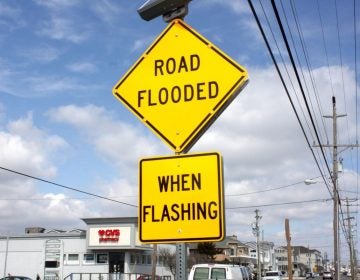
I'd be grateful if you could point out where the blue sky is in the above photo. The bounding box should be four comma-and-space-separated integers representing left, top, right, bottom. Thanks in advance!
0, 0, 359, 264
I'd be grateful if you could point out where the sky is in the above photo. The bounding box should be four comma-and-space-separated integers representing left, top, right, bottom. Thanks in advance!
0, 0, 359, 265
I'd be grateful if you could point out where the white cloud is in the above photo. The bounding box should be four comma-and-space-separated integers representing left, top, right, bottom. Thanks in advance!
194, 0, 250, 15
47, 104, 165, 181
90, 0, 123, 24
131, 37, 154, 53
18, 46, 62, 63
37, 16, 89, 43
34, 0, 80, 9
0, 113, 67, 178
0, 62, 100, 97
0, 2, 25, 30
0, 113, 85, 233
67, 62, 97, 73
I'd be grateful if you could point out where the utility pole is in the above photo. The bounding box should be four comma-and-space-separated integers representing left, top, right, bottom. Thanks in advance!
314, 96, 359, 280
322, 96, 344, 280
345, 198, 355, 280
254, 209, 262, 280
285, 219, 293, 280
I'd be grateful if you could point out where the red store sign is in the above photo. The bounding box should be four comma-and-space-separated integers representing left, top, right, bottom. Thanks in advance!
98, 229, 120, 242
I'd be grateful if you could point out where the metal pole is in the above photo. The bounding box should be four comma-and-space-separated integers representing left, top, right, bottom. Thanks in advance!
3, 235, 9, 278
151, 244, 157, 280
176, 243, 187, 280
255, 209, 261, 280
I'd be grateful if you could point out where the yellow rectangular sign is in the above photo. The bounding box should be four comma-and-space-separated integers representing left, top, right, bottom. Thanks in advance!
139, 152, 225, 243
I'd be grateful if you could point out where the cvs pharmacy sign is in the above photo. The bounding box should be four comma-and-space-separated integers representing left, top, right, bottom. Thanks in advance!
98, 229, 120, 242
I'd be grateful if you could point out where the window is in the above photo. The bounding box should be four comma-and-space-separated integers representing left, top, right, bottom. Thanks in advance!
211, 268, 226, 279
194, 268, 209, 280
45, 260, 59, 268
66, 254, 79, 265
130, 254, 136, 264
68, 254, 79, 261
84, 254, 95, 264
97, 253, 108, 264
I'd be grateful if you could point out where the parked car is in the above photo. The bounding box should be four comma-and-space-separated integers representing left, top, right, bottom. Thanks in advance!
0, 277, 32, 280
262, 271, 283, 280
240, 266, 250, 280
188, 263, 244, 280
306, 272, 314, 279
322, 271, 333, 280
137, 275, 161, 280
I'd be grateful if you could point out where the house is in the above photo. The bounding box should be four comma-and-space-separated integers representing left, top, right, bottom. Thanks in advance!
188, 235, 256, 266
245, 241, 276, 271
275, 246, 323, 277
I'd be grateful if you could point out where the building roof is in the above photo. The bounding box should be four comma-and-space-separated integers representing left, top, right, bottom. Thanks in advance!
188, 236, 250, 250
81, 216, 138, 225
276, 245, 321, 255
245, 241, 274, 250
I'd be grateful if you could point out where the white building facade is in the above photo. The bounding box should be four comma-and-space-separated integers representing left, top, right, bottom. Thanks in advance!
0, 217, 172, 280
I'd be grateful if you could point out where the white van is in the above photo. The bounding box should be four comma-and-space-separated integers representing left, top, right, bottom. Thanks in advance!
188, 264, 244, 280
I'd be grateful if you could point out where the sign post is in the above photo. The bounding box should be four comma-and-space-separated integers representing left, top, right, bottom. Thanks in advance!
113, 16, 249, 280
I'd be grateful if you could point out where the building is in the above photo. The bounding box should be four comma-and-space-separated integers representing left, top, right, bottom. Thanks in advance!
245, 241, 276, 272
274, 246, 323, 277
188, 235, 256, 266
292, 246, 323, 273
0, 217, 172, 280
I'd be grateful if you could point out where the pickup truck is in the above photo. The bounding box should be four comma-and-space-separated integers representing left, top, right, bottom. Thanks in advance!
262, 271, 283, 280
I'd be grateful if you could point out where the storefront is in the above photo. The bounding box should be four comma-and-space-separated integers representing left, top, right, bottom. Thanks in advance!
0, 217, 172, 280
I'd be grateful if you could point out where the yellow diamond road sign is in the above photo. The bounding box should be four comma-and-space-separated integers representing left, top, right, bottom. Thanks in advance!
113, 19, 248, 153
139, 152, 224, 243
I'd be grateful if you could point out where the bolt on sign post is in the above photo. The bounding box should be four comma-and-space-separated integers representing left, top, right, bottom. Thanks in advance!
112, 18, 248, 153
139, 152, 224, 243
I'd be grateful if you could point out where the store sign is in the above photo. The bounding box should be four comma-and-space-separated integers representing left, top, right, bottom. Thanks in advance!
88, 227, 131, 247
98, 229, 120, 242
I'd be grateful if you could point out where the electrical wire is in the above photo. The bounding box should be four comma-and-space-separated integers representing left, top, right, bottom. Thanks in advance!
226, 177, 322, 197
270, 0, 333, 184
289, 0, 330, 146
226, 198, 332, 210
287, 0, 330, 149
0, 165, 334, 214
0, 166, 138, 208
247, 0, 333, 200
258, 0, 317, 145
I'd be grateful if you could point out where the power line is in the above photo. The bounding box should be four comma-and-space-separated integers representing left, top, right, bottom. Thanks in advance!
0, 166, 138, 208
226, 198, 332, 210
247, 0, 333, 199
270, 0, 333, 181
226, 177, 321, 197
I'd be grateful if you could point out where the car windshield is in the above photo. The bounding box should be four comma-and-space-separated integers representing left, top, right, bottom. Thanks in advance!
1, 277, 32, 280
266, 272, 280, 276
